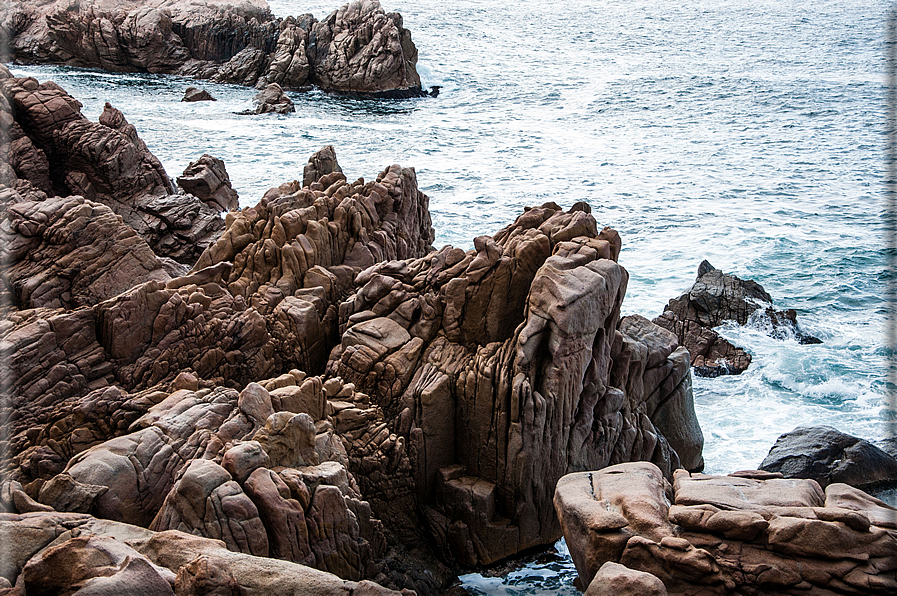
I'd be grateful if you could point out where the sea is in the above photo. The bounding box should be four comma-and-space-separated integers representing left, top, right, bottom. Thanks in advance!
6, 0, 893, 593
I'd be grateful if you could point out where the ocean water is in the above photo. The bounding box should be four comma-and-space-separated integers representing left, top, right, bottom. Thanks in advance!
6, 0, 892, 593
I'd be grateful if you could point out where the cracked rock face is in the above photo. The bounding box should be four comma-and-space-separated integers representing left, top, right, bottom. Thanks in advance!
4, 0, 426, 98
555, 462, 897, 595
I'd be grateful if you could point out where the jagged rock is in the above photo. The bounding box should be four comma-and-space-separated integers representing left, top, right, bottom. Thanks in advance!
0, 75, 223, 264
555, 462, 897, 595
176, 154, 239, 212
307, 1, 424, 97
1, 197, 172, 310
323, 201, 701, 566
242, 82, 295, 115
181, 87, 215, 102
654, 260, 820, 377
759, 426, 897, 490
4, 0, 426, 98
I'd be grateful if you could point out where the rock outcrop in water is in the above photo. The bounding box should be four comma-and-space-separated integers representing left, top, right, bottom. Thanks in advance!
760, 426, 897, 492
0, 73, 706, 593
554, 462, 897, 595
3, 0, 428, 98
654, 260, 820, 377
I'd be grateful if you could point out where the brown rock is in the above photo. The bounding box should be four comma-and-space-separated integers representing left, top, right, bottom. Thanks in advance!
556, 462, 897, 595
585, 561, 668, 596
23, 534, 175, 596
176, 154, 239, 212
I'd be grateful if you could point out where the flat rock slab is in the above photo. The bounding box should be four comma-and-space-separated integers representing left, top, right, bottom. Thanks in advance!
555, 462, 897, 595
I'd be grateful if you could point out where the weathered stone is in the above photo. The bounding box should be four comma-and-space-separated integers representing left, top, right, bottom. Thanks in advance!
176, 154, 239, 212
556, 462, 897, 595
181, 87, 215, 102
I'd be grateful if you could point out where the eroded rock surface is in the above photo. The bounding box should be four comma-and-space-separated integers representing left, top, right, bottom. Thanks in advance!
4, 0, 427, 98
0, 68, 224, 265
555, 462, 897, 595
0, 511, 409, 595
654, 260, 820, 377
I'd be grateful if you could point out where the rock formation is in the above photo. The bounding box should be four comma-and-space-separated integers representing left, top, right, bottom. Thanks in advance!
1, 74, 707, 593
555, 462, 897, 595
240, 82, 296, 114
0, 66, 224, 265
176, 154, 239, 212
181, 87, 215, 102
654, 260, 820, 377
0, 511, 410, 595
3, 0, 428, 98
760, 426, 897, 492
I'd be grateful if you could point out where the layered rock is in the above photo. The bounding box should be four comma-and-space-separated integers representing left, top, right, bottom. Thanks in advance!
4, 0, 427, 98
0, 68, 224, 265
760, 426, 897, 492
555, 462, 897, 595
654, 260, 820, 377
0, 511, 409, 595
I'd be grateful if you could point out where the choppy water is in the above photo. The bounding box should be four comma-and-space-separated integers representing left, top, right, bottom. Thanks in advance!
7, 0, 893, 592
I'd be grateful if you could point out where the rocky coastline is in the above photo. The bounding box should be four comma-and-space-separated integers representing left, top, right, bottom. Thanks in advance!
1, 30, 893, 596
1, 0, 431, 99
0, 68, 710, 595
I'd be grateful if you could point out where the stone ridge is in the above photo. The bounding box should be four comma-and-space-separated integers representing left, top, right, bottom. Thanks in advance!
4, 0, 428, 98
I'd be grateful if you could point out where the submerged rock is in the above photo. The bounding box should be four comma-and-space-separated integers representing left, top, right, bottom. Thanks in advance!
240, 82, 296, 115
654, 260, 820, 377
555, 461, 897, 595
4, 0, 427, 99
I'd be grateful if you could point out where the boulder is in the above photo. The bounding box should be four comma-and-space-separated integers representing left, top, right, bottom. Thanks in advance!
176, 154, 239, 212
586, 562, 668, 596
3, 0, 426, 98
654, 260, 820, 376
759, 426, 897, 490
555, 462, 897, 595
243, 83, 295, 115
181, 87, 215, 102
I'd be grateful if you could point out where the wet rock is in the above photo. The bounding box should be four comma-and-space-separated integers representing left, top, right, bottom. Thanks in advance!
759, 426, 897, 491
176, 154, 239, 212
555, 462, 897, 595
181, 86, 215, 102
654, 260, 820, 376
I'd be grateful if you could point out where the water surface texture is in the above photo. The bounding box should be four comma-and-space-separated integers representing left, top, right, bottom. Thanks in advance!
9, 0, 890, 592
